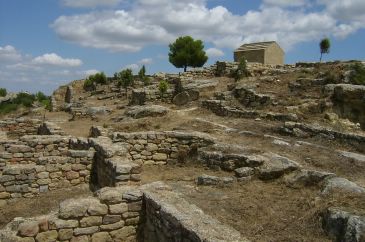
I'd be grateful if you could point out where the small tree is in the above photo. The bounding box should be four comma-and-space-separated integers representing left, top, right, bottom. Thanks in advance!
138, 65, 150, 86
168, 36, 208, 72
117, 69, 134, 97
319, 38, 331, 63
138, 65, 146, 79
158, 80, 169, 99
232, 57, 248, 81
0, 88, 7, 97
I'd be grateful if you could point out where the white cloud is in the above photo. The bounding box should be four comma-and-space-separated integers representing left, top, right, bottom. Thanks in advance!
51, 0, 365, 53
206, 48, 225, 58
62, 0, 122, 8
32, 53, 83, 67
83, 69, 100, 76
138, 58, 153, 65
124, 63, 139, 71
262, 0, 308, 7
0, 45, 88, 93
0, 45, 22, 62
318, 0, 365, 22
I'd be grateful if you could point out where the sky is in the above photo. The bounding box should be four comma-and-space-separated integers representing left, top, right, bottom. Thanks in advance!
0, 0, 365, 94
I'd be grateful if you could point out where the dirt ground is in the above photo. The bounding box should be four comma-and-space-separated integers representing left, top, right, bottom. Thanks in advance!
0, 185, 92, 229
141, 164, 365, 242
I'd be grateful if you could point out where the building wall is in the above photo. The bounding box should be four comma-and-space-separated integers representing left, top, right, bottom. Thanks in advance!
234, 49, 265, 63
265, 44, 285, 65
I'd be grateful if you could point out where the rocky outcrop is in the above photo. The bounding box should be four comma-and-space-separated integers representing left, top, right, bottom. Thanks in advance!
331, 84, 365, 129
322, 207, 365, 242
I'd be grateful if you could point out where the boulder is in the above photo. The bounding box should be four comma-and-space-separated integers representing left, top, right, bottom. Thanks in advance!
322, 207, 365, 242
322, 177, 365, 195
173, 91, 191, 106
285, 169, 336, 187
258, 153, 300, 180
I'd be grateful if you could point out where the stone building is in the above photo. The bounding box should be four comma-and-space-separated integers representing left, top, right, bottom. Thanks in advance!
234, 41, 285, 65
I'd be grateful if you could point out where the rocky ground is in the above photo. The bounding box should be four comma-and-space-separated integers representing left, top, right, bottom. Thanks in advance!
1, 61, 365, 241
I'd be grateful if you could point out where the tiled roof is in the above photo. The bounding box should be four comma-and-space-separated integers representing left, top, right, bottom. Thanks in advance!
234, 41, 277, 52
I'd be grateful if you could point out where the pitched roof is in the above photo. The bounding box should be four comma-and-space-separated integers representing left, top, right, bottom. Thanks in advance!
234, 41, 279, 52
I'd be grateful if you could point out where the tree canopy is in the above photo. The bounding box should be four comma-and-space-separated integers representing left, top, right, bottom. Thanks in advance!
168, 36, 208, 72
319, 38, 331, 62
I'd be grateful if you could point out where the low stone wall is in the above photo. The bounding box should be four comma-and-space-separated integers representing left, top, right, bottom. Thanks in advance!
0, 186, 144, 242
0, 183, 246, 242
129, 88, 174, 105
0, 135, 72, 165
112, 131, 215, 165
0, 136, 95, 204
281, 122, 365, 152
0, 118, 42, 139
141, 182, 246, 242
201, 99, 298, 122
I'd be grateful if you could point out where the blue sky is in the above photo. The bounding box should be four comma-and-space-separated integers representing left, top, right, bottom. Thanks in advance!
0, 0, 364, 94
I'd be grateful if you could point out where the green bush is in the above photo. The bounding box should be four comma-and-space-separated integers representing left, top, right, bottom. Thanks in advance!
84, 72, 107, 90
35, 91, 48, 102
83, 78, 95, 90
0, 103, 18, 114
232, 57, 248, 81
158, 80, 169, 97
117, 69, 134, 90
13, 92, 35, 107
350, 63, 365, 85
0, 88, 7, 97
90, 72, 107, 85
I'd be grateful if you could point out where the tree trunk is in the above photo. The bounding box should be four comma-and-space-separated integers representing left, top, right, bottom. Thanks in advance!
319, 52, 323, 63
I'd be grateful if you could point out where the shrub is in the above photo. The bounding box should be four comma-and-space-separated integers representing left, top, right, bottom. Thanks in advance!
83, 78, 95, 90
90, 72, 107, 85
232, 57, 248, 81
0, 103, 18, 114
0, 88, 7, 97
117, 69, 134, 90
84, 72, 107, 90
349, 63, 365, 85
35, 91, 48, 102
13, 92, 35, 107
158, 80, 169, 97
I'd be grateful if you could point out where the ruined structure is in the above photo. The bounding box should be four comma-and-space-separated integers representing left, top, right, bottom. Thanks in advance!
234, 41, 285, 65
1, 60, 365, 241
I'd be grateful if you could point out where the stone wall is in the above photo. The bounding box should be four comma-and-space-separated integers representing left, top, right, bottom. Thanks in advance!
0, 118, 42, 139
141, 182, 246, 242
0, 186, 144, 242
0, 183, 246, 242
89, 137, 141, 189
0, 136, 95, 203
201, 99, 298, 122
112, 131, 215, 165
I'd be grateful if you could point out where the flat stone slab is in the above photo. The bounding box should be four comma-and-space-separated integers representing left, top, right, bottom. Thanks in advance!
196, 174, 235, 186
125, 105, 169, 119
